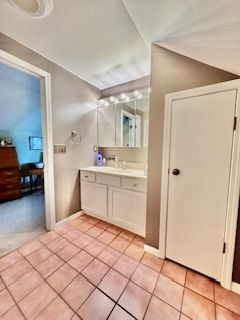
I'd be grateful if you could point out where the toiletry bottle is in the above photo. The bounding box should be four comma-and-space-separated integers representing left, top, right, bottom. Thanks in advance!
102, 158, 106, 166
114, 156, 119, 168
97, 152, 103, 166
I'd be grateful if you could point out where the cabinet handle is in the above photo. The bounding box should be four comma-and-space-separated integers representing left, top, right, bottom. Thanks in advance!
132, 183, 137, 187
84, 175, 88, 178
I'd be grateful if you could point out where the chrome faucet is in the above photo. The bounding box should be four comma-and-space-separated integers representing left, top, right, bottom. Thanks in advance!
121, 161, 127, 169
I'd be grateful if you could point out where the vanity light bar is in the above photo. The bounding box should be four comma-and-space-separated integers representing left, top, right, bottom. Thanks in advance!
98, 87, 150, 106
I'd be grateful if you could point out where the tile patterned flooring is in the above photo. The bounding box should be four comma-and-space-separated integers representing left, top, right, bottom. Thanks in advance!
0, 214, 240, 319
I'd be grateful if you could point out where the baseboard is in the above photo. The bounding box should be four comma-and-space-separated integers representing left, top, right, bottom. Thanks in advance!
55, 210, 84, 227
144, 244, 160, 257
231, 282, 240, 294
81, 209, 145, 237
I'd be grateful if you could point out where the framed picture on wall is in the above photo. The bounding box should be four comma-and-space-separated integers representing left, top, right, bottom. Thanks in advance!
29, 136, 43, 150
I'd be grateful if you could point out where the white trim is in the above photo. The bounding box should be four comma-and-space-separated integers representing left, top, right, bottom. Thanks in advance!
83, 208, 145, 237
144, 244, 160, 257
221, 86, 240, 289
135, 114, 141, 147
231, 282, 240, 294
120, 109, 135, 147
0, 49, 56, 231
159, 94, 172, 259
55, 211, 84, 226
159, 79, 240, 289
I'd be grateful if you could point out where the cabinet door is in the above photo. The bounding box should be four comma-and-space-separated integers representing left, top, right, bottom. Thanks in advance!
81, 181, 107, 217
108, 187, 146, 236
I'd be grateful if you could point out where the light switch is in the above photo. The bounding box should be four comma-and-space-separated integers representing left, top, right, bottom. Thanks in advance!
54, 144, 66, 153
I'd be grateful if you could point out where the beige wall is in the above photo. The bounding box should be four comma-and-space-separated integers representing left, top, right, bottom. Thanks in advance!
146, 45, 238, 248
100, 147, 148, 165
0, 33, 101, 222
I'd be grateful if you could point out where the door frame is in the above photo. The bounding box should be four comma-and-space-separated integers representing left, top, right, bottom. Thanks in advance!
0, 49, 56, 230
135, 114, 141, 147
159, 79, 240, 289
120, 109, 135, 147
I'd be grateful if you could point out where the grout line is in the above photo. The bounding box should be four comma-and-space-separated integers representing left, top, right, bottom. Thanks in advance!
2, 215, 146, 320
17, 253, 87, 318
142, 261, 162, 320
179, 266, 187, 316
1, 230, 97, 318
0, 274, 27, 320
2, 214, 233, 320
213, 281, 217, 319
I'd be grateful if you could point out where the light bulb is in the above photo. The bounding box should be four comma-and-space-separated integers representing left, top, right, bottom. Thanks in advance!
109, 96, 116, 103
99, 99, 105, 105
120, 93, 127, 100
104, 101, 109, 107
137, 94, 143, 99
133, 90, 140, 98
125, 96, 130, 102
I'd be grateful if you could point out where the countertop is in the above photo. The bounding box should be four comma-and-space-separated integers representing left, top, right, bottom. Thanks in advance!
79, 166, 147, 179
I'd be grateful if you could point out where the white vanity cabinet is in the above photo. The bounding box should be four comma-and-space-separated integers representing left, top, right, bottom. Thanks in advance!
80, 168, 147, 236
108, 186, 146, 235
81, 181, 107, 218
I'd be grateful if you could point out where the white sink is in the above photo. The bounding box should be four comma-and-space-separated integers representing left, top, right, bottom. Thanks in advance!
80, 166, 147, 178
107, 168, 132, 174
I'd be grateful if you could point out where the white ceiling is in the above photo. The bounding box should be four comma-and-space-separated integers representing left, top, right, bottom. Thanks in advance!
0, 0, 240, 90
0, 0, 150, 89
123, 0, 240, 76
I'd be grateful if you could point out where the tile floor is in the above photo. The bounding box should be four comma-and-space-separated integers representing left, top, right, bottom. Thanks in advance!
0, 213, 240, 319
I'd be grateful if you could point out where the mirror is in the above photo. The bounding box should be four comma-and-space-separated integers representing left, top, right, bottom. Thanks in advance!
116, 101, 136, 147
136, 97, 149, 148
97, 103, 116, 147
97, 89, 149, 148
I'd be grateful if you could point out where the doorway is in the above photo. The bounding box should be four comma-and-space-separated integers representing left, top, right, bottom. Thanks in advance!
120, 110, 141, 147
0, 50, 55, 255
160, 79, 240, 289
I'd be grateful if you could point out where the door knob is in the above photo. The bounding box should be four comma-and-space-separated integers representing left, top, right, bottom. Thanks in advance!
172, 169, 180, 175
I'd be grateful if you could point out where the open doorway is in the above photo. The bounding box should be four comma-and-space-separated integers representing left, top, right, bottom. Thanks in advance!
0, 50, 55, 256
120, 110, 141, 147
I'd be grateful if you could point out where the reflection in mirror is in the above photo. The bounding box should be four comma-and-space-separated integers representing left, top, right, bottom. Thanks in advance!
116, 101, 136, 147
97, 103, 116, 147
122, 112, 135, 147
136, 97, 149, 148
97, 88, 150, 148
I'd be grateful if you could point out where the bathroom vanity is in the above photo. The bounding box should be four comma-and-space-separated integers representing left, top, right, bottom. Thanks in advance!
80, 166, 147, 236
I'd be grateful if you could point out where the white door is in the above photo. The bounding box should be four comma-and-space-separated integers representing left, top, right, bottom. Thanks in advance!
166, 89, 237, 280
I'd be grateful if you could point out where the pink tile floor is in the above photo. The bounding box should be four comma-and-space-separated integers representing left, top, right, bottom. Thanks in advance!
0, 213, 240, 319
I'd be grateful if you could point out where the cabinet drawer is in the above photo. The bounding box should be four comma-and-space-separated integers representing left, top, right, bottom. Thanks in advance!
80, 171, 95, 182
122, 177, 147, 192
96, 173, 121, 187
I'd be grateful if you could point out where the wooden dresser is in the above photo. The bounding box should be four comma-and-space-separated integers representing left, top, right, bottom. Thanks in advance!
0, 147, 21, 202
